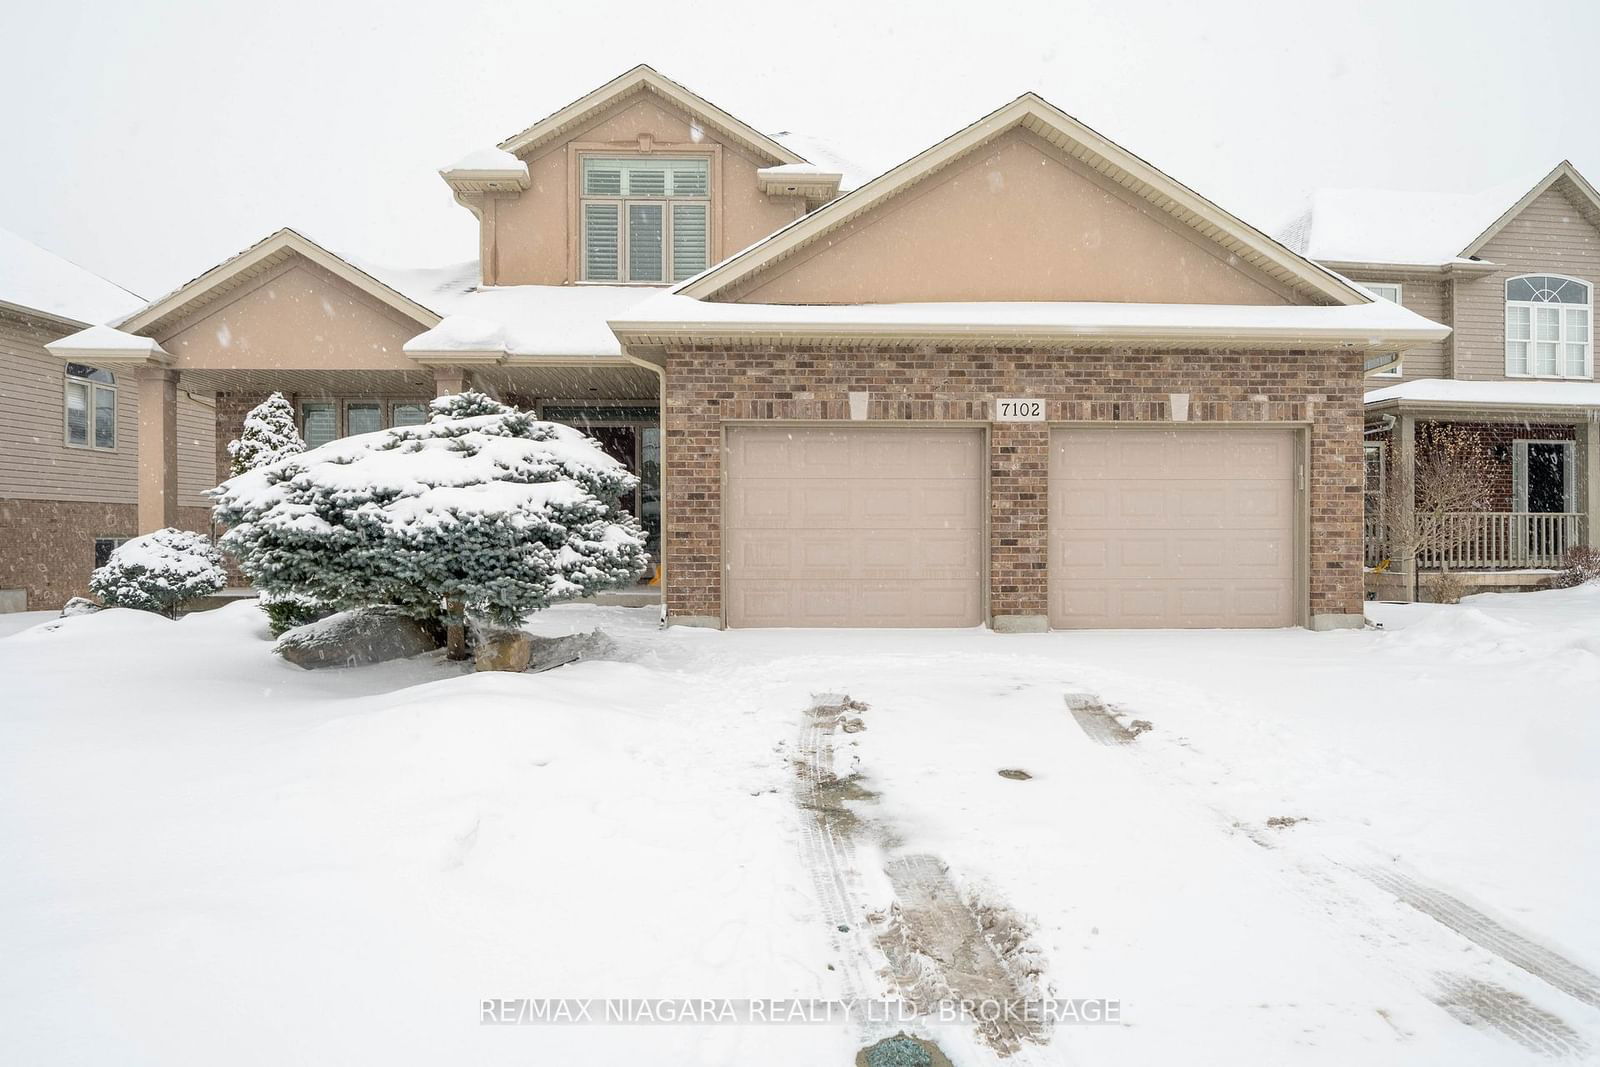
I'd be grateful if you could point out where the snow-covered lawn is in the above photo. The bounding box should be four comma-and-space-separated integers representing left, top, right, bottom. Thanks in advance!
2, 587, 1597, 1065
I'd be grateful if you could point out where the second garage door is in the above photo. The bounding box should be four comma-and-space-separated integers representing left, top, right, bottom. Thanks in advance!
1050, 428, 1298, 628
724, 426, 984, 627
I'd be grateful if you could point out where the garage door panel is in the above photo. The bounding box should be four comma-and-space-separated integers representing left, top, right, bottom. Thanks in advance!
727, 427, 984, 627
1051, 429, 1297, 629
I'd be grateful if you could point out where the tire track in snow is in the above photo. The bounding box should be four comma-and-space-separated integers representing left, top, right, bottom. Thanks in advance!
1358, 865, 1600, 1011
793, 694, 1056, 1062
1063, 686, 1595, 1058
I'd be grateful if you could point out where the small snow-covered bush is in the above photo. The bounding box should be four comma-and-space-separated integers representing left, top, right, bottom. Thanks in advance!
429, 389, 512, 421
260, 591, 331, 637
211, 401, 648, 657
227, 392, 305, 476
88, 527, 227, 618
1552, 545, 1600, 589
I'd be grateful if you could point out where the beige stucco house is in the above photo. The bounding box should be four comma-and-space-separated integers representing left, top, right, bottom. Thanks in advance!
31, 65, 1453, 628
1286, 162, 1600, 598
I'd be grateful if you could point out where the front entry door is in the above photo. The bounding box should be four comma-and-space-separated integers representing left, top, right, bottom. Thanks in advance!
1513, 440, 1577, 563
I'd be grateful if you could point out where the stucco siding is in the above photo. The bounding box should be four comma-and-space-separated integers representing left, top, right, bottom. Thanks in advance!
492, 95, 798, 287
730, 128, 1295, 306
1453, 185, 1600, 381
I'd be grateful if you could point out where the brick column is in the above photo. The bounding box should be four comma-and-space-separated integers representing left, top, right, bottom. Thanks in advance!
137, 367, 179, 532
989, 423, 1049, 631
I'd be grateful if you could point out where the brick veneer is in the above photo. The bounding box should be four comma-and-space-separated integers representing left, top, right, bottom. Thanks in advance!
0, 499, 212, 610
1366, 420, 1579, 512
663, 343, 1367, 626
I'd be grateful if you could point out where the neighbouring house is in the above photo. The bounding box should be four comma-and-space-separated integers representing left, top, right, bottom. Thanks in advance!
0, 226, 217, 611
39, 65, 1447, 628
1286, 162, 1600, 600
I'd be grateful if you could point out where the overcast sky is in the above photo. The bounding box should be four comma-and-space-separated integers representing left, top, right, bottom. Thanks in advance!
3, 0, 1596, 299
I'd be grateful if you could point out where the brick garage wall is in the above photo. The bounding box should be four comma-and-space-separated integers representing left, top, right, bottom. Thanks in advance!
664, 344, 1366, 625
0, 499, 212, 611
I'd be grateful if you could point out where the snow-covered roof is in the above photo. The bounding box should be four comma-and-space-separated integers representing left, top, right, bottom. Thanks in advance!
43, 323, 170, 364
1281, 167, 1553, 266
441, 146, 529, 178
1365, 378, 1600, 409
771, 131, 881, 192
610, 292, 1448, 350
405, 284, 664, 359
0, 225, 144, 326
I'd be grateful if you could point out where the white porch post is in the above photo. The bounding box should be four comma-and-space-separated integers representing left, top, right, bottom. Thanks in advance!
1396, 413, 1417, 602
1582, 412, 1600, 549
432, 367, 473, 397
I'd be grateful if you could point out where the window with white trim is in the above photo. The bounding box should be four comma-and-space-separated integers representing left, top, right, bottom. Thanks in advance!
1366, 283, 1404, 376
298, 400, 430, 448
580, 157, 710, 283
1505, 274, 1592, 379
65, 363, 116, 450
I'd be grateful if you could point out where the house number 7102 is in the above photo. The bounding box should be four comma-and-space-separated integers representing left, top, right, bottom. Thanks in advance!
995, 398, 1045, 422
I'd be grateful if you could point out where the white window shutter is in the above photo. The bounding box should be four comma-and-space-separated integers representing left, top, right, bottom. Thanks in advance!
584, 203, 620, 281
671, 203, 709, 281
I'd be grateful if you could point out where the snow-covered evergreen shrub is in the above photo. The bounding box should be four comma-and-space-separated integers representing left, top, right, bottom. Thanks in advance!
211, 404, 648, 632
227, 392, 305, 476
429, 389, 512, 421
88, 527, 227, 618
260, 592, 331, 637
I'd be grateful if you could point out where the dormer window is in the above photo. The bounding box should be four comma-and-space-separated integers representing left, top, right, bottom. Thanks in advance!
1505, 274, 1592, 378
580, 157, 710, 283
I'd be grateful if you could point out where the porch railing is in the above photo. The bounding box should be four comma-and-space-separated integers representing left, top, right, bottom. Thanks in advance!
1367, 512, 1586, 571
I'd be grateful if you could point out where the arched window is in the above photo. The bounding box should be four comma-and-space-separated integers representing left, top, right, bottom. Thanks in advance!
1505, 274, 1591, 378
64, 363, 117, 450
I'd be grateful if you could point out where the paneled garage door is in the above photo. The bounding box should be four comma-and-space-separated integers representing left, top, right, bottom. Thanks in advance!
1050, 428, 1298, 628
725, 426, 985, 627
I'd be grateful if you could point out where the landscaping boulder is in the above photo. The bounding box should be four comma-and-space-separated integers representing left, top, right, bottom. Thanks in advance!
276, 608, 439, 669
526, 629, 621, 673
474, 630, 533, 673
59, 597, 103, 618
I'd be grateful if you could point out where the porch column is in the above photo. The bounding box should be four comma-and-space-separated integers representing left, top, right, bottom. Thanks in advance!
1395, 413, 1417, 601
432, 367, 473, 397
1582, 413, 1600, 548
137, 367, 179, 532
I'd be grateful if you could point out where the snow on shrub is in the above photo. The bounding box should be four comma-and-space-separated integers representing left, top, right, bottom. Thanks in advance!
88, 527, 227, 618
210, 403, 648, 633
227, 392, 305, 476
1553, 546, 1600, 589
428, 389, 512, 421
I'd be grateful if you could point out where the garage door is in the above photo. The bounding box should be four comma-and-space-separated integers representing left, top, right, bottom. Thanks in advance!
725, 426, 984, 627
1050, 428, 1297, 628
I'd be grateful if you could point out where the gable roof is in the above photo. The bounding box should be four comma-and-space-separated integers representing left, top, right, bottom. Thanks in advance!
0, 225, 144, 328
1461, 161, 1600, 258
1283, 161, 1600, 267
676, 92, 1368, 306
116, 228, 442, 338
495, 64, 804, 167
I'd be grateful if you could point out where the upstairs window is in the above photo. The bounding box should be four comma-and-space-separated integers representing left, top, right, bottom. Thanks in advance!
65, 363, 116, 450
1506, 274, 1591, 379
1366, 283, 1404, 376
580, 157, 710, 284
